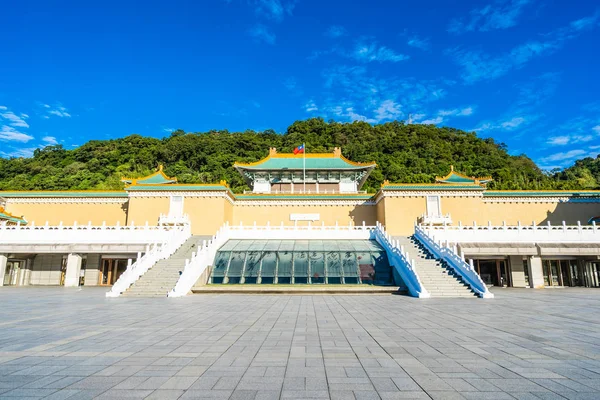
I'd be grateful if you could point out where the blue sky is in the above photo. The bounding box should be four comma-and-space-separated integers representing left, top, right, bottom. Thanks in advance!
1, 0, 599, 169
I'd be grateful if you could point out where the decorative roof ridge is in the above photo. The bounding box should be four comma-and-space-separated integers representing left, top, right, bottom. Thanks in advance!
380, 180, 485, 188
121, 164, 178, 186
0, 206, 27, 224
234, 148, 376, 168
435, 165, 492, 185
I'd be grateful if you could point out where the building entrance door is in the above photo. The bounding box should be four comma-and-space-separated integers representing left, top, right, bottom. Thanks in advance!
99, 259, 129, 286
3, 261, 21, 286
475, 259, 510, 287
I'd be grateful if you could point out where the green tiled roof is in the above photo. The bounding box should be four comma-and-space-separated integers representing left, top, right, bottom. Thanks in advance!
136, 174, 176, 184
0, 210, 27, 224
235, 156, 374, 170
439, 173, 479, 183
235, 193, 375, 200
484, 191, 600, 197
382, 184, 484, 191
126, 184, 231, 191
0, 191, 129, 198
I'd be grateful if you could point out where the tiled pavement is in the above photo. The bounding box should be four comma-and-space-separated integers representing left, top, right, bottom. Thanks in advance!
0, 288, 599, 399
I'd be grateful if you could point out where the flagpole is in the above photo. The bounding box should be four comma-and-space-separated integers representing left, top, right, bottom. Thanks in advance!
303, 143, 306, 193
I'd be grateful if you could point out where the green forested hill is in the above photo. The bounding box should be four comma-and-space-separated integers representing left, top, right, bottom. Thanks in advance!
0, 119, 597, 193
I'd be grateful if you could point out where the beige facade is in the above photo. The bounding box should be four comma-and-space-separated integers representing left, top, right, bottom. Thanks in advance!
2, 191, 600, 236
4, 198, 128, 226
231, 202, 377, 227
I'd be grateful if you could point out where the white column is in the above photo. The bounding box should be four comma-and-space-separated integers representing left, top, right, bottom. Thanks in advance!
509, 255, 527, 288
0, 254, 7, 287
64, 253, 82, 287
528, 256, 545, 288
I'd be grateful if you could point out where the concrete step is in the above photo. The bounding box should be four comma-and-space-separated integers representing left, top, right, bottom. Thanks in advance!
122, 235, 203, 297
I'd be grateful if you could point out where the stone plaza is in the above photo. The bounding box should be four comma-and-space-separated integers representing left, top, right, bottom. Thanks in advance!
0, 289, 600, 399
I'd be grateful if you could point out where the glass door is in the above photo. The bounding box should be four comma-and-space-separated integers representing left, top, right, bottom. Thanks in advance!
3, 261, 21, 286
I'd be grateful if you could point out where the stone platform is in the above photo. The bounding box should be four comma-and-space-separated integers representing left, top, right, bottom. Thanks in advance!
1, 287, 600, 399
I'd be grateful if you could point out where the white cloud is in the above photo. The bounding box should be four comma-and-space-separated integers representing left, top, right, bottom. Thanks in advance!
540, 149, 588, 163
352, 40, 409, 63
500, 116, 526, 129
547, 134, 594, 146
42, 136, 58, 145
547, 136, 570, 146
304, 100, 318, 112
47, 106, 71, 118
416, 106, 474, 125
374, 100, 403, 121
406, 35, 431, 51
249, 24, 276, 45
593, 125, 600, 134
1, 111, 29, 128
317, 65, 448, 125
448, 11, 600, 83
448, 0, 532, 34
253, 0, 296, 22
0, 126, 34, 143
162, 127, 175, 133
420, 116, 444, 125
438, 107, 474, 117
473, 114, 538, 133
0, 106, 7, 110
325, 25, 347, 38
0, 147, 37, 158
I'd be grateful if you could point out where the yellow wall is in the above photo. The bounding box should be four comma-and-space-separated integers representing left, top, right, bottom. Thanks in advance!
5, 200, 128, 225
126, 196, 170, 226
444, 197, 600, 226
381, 194, 600, 235
4, 191, 598, 237
184, 197, 233, 235
232, 203, 377, 227
381, 197, 426, 235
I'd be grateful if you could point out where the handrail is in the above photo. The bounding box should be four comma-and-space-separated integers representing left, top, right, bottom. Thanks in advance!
374, 222, 429, 298
169, 223, 230, 297
418, 221, 598, 243
106, 224, 192, 297
414, 224, 493, 299
243, 190, 368, 194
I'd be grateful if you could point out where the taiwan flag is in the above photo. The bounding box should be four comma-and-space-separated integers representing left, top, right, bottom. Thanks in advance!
293, 144, 305, 154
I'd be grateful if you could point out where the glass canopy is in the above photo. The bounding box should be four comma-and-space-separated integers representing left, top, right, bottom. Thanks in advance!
211, 240, 394, 285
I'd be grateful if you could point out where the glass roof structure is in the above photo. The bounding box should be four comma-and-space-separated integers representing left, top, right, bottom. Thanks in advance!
211, 240, 394, 285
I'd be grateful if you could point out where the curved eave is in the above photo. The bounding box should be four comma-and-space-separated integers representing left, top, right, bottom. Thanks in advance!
234, 193, 375, 201
381, 184, 485, 191
125, 184, 231, 192
0, 211, 27, 225
233, 153, 376, 170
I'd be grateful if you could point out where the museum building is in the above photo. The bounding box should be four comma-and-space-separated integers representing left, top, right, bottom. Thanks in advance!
1, 148, 599, 298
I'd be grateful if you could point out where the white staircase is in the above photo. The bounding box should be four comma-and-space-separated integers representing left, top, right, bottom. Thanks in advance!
396, 236, 476, 298
122, 235, 207, 297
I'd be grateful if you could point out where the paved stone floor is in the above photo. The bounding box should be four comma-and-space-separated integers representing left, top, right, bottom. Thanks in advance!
0, 288, 600, 399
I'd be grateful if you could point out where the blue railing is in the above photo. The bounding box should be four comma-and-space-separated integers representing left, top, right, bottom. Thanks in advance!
374, 222, 430, 298
414, 225, 493, 298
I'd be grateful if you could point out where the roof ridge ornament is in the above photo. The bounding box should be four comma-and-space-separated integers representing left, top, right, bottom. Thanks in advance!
435, 166, 492, 186
121, 164, 178, 186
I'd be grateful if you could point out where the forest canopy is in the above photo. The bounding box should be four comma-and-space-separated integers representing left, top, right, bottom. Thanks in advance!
0, 118, 598, 193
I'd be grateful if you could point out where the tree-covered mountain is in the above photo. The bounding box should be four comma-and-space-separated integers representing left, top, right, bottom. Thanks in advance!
0, 118, 597, 193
